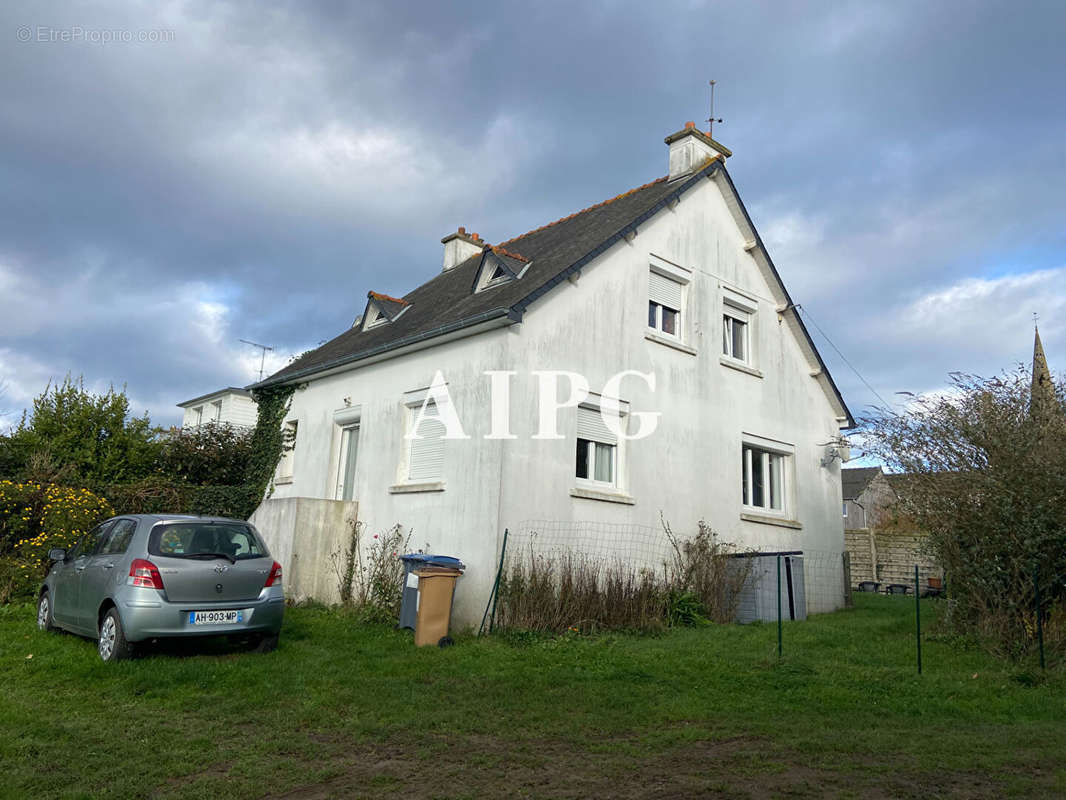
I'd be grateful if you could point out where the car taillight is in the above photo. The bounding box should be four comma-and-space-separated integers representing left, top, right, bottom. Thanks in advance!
128, 559, 164, 590
265, 561, 282, 588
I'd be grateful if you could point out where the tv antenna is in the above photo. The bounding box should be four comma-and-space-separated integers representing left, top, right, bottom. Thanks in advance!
708, 79, 723, 139
239, 338, 274, 381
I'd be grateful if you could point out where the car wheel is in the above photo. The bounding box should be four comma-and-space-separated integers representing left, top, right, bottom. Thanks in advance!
98, 608, 132, 662
253, 632, 279, 653
37, 591, 55, 632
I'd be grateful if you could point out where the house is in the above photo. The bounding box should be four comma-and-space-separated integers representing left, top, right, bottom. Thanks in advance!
842, 466, 895, 530
252, 122, 855, 624
177, 387, 258, 430
841, 466, 941, 591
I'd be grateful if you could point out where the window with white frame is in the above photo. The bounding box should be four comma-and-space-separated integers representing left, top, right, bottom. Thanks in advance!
277, 420, 298, 481
722, 304, 750, 363
337, 424, 360, 500
194, 406, 204, 427
365, 307, 388, 329
211, 400, 222, 422
406, 400, 446, 482
648, 271, 683, 338
741, 442, 789, 513
575, 405, 618, 486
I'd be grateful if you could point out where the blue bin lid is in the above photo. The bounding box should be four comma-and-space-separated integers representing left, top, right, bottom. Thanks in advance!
400, 553, 465, 570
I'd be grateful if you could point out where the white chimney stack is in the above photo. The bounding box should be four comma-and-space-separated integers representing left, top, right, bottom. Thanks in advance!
665, 121, 731, 180
441, 227, 485, 271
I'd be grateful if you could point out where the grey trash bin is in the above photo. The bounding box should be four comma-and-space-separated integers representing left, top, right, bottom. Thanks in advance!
398, 554, 465, 629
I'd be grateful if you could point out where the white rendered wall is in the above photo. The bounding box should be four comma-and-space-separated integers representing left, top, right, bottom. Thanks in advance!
271, 175, 847, 623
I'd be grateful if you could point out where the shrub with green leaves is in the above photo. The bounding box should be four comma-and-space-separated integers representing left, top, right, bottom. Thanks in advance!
861, 366, 1066, 658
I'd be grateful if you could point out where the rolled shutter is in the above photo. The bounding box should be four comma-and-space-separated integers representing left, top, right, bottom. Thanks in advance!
409, 410, 445, 481
649, 271, 682, 311
577, 406, 618, 445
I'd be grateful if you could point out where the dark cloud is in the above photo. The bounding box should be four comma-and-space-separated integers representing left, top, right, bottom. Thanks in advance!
0, 0, 1063, 425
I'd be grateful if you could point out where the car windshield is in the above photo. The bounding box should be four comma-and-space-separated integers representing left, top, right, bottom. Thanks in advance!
148, 522, 269, 561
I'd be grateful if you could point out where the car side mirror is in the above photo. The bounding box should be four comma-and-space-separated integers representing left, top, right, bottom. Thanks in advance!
48, 548, 67, 562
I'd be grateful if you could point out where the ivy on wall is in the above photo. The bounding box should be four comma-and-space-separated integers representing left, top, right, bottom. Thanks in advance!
243, 385, 297, 515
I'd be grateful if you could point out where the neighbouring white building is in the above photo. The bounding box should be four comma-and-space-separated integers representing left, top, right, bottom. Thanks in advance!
177, 387, 258, 430
253, 122, 854, 624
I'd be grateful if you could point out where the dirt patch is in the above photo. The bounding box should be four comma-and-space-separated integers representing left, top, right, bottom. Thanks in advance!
256, 729, 1020, 800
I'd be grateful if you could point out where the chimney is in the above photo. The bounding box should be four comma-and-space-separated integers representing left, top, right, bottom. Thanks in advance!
441, 227, 485, 271
664, 121, 732, 179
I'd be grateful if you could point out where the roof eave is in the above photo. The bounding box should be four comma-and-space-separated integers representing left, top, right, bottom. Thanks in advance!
712, 166, 856, 429
252, 307, 518, 389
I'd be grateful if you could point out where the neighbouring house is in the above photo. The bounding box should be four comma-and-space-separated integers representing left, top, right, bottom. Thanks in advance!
251, 122, 855, 624
177, 387, 258, 430
842, 465, 941, 591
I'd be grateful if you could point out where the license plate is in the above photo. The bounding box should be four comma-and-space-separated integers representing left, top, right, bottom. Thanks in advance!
188, 610, 243, 625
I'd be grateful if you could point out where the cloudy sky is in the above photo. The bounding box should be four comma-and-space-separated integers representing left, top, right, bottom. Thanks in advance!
1, 0, 1063, 429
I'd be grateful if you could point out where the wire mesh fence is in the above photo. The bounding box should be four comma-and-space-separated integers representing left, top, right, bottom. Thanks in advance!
485, 519, 852, 635
479, 519, 1063, 674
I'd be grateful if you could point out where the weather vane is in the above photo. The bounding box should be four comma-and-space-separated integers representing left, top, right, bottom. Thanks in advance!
708, 80, 723, 139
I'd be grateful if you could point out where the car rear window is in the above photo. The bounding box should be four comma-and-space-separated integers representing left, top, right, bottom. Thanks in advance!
148, 522, 269, 561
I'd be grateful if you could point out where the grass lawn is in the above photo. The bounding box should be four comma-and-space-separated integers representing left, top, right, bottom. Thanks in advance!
1, 594, 1064, 799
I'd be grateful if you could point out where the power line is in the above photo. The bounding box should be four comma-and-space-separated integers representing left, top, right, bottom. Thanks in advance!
794, 304, 893, 411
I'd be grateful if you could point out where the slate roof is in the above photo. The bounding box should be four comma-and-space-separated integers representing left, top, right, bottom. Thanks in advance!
259, 165, 714, 387
841, 466, 883, 500
254, 150, 852, 431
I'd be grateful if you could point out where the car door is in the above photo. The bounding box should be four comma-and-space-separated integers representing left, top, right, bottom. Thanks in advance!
64, 521, 114, 634
76, 519, 138, 632
51, 523, 109, 626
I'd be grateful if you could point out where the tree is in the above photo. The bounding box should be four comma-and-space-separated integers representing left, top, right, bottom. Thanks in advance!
0, 376, 161, 483
860, 364, 1066, 656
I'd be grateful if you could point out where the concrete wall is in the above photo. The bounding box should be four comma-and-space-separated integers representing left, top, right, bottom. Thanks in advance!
249, 497, 358, 605
269, 172, 849, 624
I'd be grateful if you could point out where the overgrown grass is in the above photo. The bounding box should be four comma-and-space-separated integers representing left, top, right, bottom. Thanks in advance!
1, 596, 1064, 798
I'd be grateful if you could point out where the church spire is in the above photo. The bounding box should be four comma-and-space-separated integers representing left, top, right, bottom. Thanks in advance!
1031, 325, 1055, 419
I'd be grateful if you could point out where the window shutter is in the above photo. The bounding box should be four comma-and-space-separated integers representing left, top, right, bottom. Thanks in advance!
577, 406, 618, 446
649, 272, 683, 310
408, 416, 445, 481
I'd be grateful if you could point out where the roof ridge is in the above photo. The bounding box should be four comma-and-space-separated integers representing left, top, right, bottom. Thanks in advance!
498, 175, 670, 247
368, 290, 409, 306
490, 245, 530, 263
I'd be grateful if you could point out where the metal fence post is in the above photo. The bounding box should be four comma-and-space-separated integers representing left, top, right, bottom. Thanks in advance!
777, 554, 783, 660
913, 565, 922, 674
1035, 563, 1046, 670
478, 528, 508, 636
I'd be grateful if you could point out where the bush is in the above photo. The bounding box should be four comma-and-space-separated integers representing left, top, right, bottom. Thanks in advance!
495, 519, 751, 634
96, 478, 260, 520
862, 367, 1066, 658
157, 422, 256, 486
0, 480, 113, 601
330, 522, 412, 622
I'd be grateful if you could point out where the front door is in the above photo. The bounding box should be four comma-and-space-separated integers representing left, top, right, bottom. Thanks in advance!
76, 519, 137, 632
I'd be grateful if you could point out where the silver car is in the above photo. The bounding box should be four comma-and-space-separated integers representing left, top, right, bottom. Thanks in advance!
36, 514, 284, 661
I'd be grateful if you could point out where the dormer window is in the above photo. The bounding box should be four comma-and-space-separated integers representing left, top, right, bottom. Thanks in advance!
365, 307, 388, 329
473, 249, 528, 294
360, 291, 410, 332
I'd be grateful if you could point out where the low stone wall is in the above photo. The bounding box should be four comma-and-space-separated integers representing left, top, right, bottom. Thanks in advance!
249, 496, 358, 605
845, 527, 941, 590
